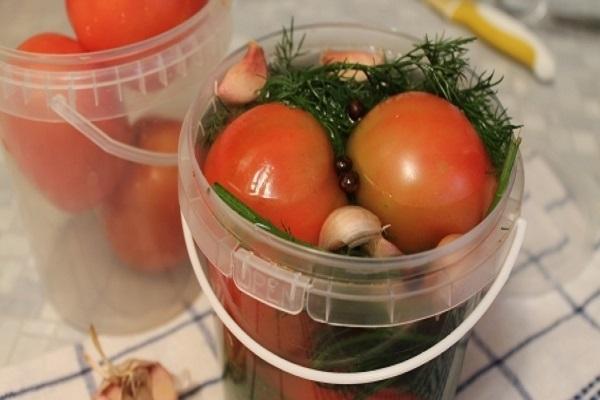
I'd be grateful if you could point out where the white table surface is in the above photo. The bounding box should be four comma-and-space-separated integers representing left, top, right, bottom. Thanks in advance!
1, 1, 599, 399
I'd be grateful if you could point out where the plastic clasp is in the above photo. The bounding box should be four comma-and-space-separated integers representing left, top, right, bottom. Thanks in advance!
232, 248, 311, 314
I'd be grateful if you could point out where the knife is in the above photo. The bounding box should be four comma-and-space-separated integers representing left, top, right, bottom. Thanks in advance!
425, 0, 555, 82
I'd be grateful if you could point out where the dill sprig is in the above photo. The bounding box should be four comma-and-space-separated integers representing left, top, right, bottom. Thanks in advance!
259, 64, 365, 155
259, 34, 520, 170
271, 18, 306, 73
200, 98, 248, 147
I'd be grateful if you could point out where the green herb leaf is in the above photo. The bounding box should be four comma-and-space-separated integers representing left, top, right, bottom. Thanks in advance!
212, 183, 313, 247
199, 98, 248, 147
487, 135, 521, 214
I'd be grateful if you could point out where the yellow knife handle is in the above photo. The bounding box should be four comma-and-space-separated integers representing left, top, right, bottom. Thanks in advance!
453, 1, 554, 82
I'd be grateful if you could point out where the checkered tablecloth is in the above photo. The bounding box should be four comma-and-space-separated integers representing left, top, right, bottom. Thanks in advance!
1, 1, 599, 399
1, 151, 598, 400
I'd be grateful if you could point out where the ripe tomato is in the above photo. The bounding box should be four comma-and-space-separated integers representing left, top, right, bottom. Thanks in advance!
18, 32, 84, 54
66, 0, 208, 51
103, 118, 186, 272
0, 33, 132, 213
208, 264, 319, 366
347, 91, 496, 253
203, 103, 347, 245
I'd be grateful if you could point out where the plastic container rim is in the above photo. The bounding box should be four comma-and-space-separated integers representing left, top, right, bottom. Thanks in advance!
182, 22, 522, 272
0, 0, 227, 66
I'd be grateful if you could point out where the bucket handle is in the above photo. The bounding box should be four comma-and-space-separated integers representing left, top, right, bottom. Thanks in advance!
182, 214, 527, 385
49, 95, 178, 167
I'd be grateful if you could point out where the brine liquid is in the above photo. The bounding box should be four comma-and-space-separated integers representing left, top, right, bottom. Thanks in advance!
208, 262, 477, 400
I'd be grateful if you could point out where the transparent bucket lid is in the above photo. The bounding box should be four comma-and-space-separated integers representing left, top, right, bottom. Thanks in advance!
178, 24, 526, 327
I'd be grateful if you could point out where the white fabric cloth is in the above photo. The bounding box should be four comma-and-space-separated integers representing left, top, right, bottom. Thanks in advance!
0, 154, 598, 400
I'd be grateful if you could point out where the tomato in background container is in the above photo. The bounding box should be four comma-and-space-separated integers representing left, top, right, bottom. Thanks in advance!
103, 118, 186, 272
203, 103, 348, 245
0, 33, 132, 213
17, 32, 84, 55
66, 0, 209, 51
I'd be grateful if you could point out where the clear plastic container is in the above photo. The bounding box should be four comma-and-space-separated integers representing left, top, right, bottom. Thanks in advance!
179, 24, 526, 400
0, 0, 232, 333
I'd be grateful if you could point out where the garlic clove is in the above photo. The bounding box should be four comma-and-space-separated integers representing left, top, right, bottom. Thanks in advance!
125, 384, 153, 400
150, 364, 178, 400
437, 233, 462, 248
320, 49, 384, 81
364, 236, 403, 257
217, 41, 268, 105
89, 326, 178, 400
96, 384, 122, 400
93, 362, 176, 400
319, 205, 382, 250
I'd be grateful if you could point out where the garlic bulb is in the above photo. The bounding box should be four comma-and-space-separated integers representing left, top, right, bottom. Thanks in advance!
95, 361, 176, 400
88, 327, 177, 400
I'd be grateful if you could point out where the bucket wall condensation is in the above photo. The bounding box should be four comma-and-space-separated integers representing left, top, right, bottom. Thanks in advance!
0, 0, 232, 333
179, 25, 526, 400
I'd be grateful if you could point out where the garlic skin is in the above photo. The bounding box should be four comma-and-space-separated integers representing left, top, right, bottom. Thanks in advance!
320, 49, 384, 81
89, 325, 177, 400
364, 235, 403, 257
319, 205, 382, 250
217, 41, 267, 105
97, 384, 122, 400
93, 361, 177, 400
149, 364, 178, 400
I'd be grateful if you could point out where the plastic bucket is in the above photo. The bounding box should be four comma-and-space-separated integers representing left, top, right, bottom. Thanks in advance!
179, 24, 527, 399
0, 0, 232, 333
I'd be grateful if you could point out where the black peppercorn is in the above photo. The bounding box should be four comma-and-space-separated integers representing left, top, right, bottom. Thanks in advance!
339, 171, 360, 194
347, 99, 366, 121
334, 155, 353, 174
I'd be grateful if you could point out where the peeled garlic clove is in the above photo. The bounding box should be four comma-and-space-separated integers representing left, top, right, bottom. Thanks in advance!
319, 205, 382, 250
320, 49, 384, 81
150, 364, 178, 400
437, 233, 462, 248
364, 236, 403, 257
217, 41, 268, 105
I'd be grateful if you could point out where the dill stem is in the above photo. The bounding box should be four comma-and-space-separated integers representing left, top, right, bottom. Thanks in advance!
487, 136, 521, 214
212, 183, 312, 247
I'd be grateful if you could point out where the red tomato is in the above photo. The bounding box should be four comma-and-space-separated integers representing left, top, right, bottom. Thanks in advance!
18, 32, 84, 54
208, 264, 318, 366
103, 118, 186, 272
347, 91, 496, 253
203, 103, 347, 245
0, 33, 132, 213
66, 0, 208, 51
